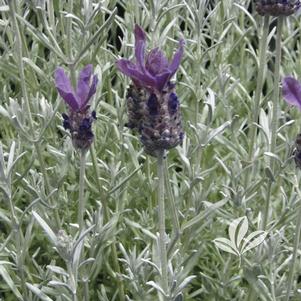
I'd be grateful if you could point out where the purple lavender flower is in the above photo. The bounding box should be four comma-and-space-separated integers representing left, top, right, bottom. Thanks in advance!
282, 76, 301, 168
282, 76, 301, 111
256, 0, 301, 16
116, 25, 184, 92
55, 65, 98, 150
116, 25, 184, 157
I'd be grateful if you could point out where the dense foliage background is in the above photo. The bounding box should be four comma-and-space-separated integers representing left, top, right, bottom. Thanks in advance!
1, 0, 301, 300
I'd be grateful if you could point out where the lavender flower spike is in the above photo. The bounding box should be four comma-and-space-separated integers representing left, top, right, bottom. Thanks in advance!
116, 25, 184, 156
116, 24, 184, 92
55, 65, 98, 150
282, 76, 301, 111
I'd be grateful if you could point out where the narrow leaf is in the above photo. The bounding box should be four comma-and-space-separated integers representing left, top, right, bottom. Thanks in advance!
241, 231, 267, 254
213, 238, 238, 256
32, 211, 57, 245
26, 283, 53, 301
0, 265, 23, 300
236, 217, 248, 249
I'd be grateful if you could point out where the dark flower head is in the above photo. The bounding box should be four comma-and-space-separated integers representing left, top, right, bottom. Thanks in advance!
55, 64, 98, 111
55, 65, 98, 151
256, 0, 301, 16
127, 84, 184, 157
282, 76, 301, 111
116, 24, 184, 91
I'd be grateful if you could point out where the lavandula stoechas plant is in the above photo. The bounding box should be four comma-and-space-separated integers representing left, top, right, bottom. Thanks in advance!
117, 25, 184, 296
256, 0, 301, 16
282, 76, 301, 301
55, 64, 98, 151
116, 25, 184, 157
55, 64, 98, 232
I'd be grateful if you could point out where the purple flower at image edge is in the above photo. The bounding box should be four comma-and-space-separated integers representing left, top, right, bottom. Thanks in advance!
54, 65, 98, 150
282, 76, 301, 111
116, 24, 184, 91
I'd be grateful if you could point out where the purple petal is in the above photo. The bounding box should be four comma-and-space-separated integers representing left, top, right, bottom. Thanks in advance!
155, 71, 171, 91
134, 25, 147, 72
146, 48, 169, 75
116, 59, 138, 77
82, 75, 98, 109
134, 24, 146, 42
169, 39, 185, 77
55, 67, 79, 110
77, 64, 93, 108
282, 76, 301, 110
116, 59, 157, 87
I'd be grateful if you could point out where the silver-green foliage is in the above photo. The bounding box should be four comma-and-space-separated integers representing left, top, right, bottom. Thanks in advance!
0, 0, 301, 300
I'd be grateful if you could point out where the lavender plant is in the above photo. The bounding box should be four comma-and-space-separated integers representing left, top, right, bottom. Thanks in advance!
116, 24, 186, 298
1, 0, 301, 300
55, 64, 98, 233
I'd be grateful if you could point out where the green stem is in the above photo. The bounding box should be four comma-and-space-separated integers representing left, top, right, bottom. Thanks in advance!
78, 150, 87, 233
262, 17, 283, 231
285, 199, 301, 300
7, 194, 27, 299
8, 0, 60, 229
84, 279, 89, 301
67, 262, 78, 301
163, 159, 180, 236
270, 17, 283, 163
8, 0, 34, 130
35, 142, 61, 228
157, 151, 168, 295
90, 146, 125, 301
90, 146, 110, 221
248, 16, 270, 160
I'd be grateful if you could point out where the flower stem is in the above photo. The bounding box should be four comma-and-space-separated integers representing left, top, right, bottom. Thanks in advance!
157, 150, 168, 295
90, 146, 125, 301
67, 262, 78, 301
83, 279, 89, 301
285, 179, 301, 301
8, 0, 34, 129
8, 0, 60, 229
163, 159, 180, 256
269, 17, 283, 167
262, 17, 283, 231
78, 150, 87, 233
248, 16, 270, 161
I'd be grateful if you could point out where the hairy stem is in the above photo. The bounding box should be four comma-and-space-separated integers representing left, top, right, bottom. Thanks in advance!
248, 16, 270, 161
262, 17, 283, 231
78, 150, 87, 233
67, 262, 78, 301
157, 150, 168, 295
285, 182, 301, 301
90, 146, 125, 301
8, 0, 60, 229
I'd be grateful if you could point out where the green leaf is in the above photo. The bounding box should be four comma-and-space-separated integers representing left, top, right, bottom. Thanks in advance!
26, 283, 54, 301
241, 231, 267, 254
32, 211, 57, 245
182, 199, 227, 231
213, 238, 238, 256
0, 265, 23, 300
229, 216, 248, 249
